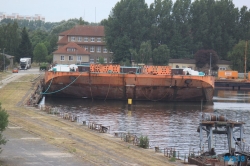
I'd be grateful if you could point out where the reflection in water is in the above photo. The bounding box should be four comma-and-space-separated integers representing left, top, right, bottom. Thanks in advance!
44, 89, 250, 156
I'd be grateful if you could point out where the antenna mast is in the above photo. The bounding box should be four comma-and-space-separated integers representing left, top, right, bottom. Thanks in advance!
245, 40, 248, 80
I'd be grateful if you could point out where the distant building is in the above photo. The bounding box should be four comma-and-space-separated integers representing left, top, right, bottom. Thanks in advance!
0, 13, 45, 22
53, 42, 90, 65
168, 58, 231, 71
54, 25, 112, 64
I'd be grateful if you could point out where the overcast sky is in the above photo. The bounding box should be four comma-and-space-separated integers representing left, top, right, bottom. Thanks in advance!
1, 0, 250, 23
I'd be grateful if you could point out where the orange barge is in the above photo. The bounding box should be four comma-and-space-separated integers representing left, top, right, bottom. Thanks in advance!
43, 64, 214, 102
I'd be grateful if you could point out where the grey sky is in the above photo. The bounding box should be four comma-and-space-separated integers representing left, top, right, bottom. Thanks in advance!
1, 0, 250, 23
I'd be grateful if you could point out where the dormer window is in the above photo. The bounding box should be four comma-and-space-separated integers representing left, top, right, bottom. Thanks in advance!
67, 48, 76, 52
91, 37, 95, 42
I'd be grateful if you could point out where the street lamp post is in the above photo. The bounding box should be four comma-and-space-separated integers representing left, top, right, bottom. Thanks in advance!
3, 48, 5, 72
209, 53, 212, 76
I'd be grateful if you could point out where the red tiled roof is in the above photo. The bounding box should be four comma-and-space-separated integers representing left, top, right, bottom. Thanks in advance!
57, 35, 68, 44
53, 42, 90, 55
59, 25, 104, 36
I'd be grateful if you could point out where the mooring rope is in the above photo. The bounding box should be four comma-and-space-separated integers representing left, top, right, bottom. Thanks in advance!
43, 75, 54, 93
41, 72, 83, 95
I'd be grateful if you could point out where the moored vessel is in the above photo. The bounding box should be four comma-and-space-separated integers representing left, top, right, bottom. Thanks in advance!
43, 64, 214, 102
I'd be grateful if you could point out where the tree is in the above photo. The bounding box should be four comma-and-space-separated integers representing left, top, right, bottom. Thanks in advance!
194, 49, 219, 70
0, 102, 9, 153
33, 43, 48, 63
137, 41, 152, 64
17, 27, 33, 62
79, 17, 85, 25
98, 57, 105, 64
228, 40, 250, 72
104, 0, 151, 63
152, 44, 170, 65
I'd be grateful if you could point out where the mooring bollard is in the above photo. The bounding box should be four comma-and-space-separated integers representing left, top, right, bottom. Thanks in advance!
155, 147, 160, 153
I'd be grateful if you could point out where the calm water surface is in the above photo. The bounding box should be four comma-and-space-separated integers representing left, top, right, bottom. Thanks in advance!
43, 89, 250, 157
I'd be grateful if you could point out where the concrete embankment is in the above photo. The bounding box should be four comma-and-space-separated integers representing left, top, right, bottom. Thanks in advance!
0, 73, 182, 166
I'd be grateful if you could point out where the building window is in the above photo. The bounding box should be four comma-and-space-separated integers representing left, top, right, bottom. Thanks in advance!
96, 58, 99, 63
103, 47, 107, 53
60, 56, 64, 61
84, 46, 88, 51
78, 37, 82, 42
90, 59, 94, 63
84, 37, 88, 42
97, 38, 101, 42
67, 48, 76, 52
77, 56, 82, 61
69, 56, 73, 61
104, 58, 107, 63
90, 37, 95, 42
219, 67, 226, 70
97, 46, 101, 53
90, 46, 95, 52
71, 36, 75, 41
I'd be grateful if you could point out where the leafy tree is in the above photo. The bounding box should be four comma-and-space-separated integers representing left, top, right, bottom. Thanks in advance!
152, 44, 170, 65
104, 0, 151, 63
194, 49, 219, 70
98, 57, 105, 64
228, 40, 250, 72
137, 41, 152, 64
0, 102, 9, 153
79, 17, 85, 25
33, 43, 48, 63
17, 27, 33, 62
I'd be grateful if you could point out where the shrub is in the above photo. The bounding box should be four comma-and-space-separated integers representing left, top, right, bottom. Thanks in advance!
0, 102, 9, 153
139, 135, 149, 149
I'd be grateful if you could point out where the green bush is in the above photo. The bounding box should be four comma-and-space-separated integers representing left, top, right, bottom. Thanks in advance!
139, 135, 149, 149
0, 102, 9, 153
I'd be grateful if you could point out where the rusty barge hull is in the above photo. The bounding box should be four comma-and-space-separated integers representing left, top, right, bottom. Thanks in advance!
44, 71, 214, 102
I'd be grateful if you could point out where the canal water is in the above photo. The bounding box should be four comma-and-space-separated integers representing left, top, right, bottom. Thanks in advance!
43, 89, 250, 157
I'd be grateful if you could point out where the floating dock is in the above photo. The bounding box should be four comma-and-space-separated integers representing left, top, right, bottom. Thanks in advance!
215, 79, 250, 90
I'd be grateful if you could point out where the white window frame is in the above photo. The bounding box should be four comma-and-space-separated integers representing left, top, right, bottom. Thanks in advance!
67, 48, 76, 52
71, 36, 75, 41
90, 59, 94, 63
90, 37, 95, 42
77, 56, 82, 61
60, 55, 65, 61
84, 46, 88, 51
90, 46, 95, 52
78, 37, 82, 42
84, 37, 88, 42
97, 38, 101, 42
96, 58, 99, 63
103, 47, 107, 53
69, 56, 74, 61
97, 46, 101, 53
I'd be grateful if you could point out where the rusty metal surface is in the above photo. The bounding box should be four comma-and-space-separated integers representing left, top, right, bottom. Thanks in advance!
44, 71, 214, 101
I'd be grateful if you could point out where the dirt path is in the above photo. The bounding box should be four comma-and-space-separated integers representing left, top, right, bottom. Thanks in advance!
0, 73, 185, 166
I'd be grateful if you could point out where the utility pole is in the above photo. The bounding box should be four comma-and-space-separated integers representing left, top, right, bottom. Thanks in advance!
3, 48, 5, 72
244, 40, 248, 80
209, 53, 212, 75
